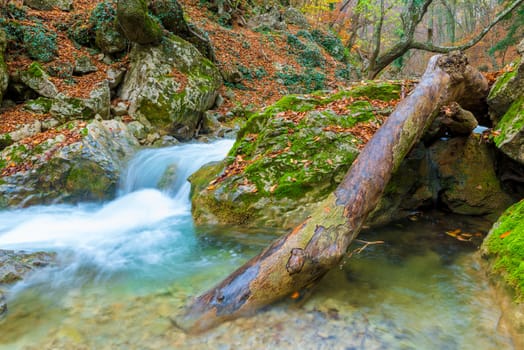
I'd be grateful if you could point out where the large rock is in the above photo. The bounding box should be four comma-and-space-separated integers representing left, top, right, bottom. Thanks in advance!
119, 34, 222, 140
0, 29, 8, 105
487, 39, 524, 121
429, 134, 512, 217
116, 0, 163, 45
191, 84, 512, 230
190, 82, 402, 229
22, 82, 111, 122
492, 97, 524, 165
480, 199, 524, 348
0, 119, 139, 207
19, 62, 58, 99
486, 39, 524, 166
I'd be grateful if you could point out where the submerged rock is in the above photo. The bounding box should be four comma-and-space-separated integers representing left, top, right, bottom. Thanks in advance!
0, 250, 56, 284
0, 249, 56, 318
119, 34, 222, 140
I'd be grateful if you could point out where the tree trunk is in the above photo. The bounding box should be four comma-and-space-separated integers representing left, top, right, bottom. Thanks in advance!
176, 52, 488, 333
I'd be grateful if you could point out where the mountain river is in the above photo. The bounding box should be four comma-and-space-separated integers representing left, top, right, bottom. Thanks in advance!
0, 139, 515, 349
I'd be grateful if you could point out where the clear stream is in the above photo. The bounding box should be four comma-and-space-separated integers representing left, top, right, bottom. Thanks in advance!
0, 139, 515, 349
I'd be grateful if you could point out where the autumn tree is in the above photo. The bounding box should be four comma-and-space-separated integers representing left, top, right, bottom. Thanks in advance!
328, 0, 523, 78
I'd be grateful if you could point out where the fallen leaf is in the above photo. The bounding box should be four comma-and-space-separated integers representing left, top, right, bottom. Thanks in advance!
500, 231, 511, 239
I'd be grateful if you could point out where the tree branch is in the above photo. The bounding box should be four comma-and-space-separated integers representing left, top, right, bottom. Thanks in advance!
411, 0, 524, 53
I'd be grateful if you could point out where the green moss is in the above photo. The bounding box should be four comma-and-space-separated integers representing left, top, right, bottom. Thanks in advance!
488, 58, 520, 99
493, 97, 524, 146
485, 199, 524, 301
65, 161, 113, 199
192, 81, 401, 227
25, 97, 53, 113
27, 62, 45, 78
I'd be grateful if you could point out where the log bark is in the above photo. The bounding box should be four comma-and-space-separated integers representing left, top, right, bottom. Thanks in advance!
176, 52, 488, 332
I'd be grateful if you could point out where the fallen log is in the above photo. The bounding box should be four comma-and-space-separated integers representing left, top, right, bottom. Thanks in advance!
176, 52, 489, 332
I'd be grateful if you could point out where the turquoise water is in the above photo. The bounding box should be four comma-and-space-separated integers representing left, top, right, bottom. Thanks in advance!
0, 140, 514, 349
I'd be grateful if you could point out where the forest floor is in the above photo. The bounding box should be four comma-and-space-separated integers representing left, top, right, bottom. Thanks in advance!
0, 1, 506, 146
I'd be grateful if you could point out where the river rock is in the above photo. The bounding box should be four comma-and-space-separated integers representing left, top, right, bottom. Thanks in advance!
480, 199, 524, 348
190, 82, 403, 229
0, 119, 139, 207
429, 134, 512, 217
0, 29, 8, 105
119, 34, 222, 140
0, 249, 56, 284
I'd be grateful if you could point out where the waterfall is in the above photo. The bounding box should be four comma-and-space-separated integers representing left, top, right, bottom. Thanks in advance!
0, 139, 234, 279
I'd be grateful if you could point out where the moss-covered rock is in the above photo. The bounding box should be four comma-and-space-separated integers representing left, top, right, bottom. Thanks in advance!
49, 82, 111, 121
0, 119, 139, 207
190, 82, 404, 229
492, 97, 524, 165
119, 34, 222, 140
488, 53, 524, 122
116, 0, 163, 45
429, 134, 512, 217
481, 199, 524, 343
19, 62, 58, 98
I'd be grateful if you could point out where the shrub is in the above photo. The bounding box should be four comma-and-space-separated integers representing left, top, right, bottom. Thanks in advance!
276, 66, 325, 93
90, 1, 117, 31
22, 24, 58, 62
311, 29, 346, 61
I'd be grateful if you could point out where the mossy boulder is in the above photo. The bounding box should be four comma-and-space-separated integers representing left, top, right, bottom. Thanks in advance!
481, 199, 524, 344
116, 0, 163, 45
19, 62, 58, 99
190, 82, 404, 229
50, 82, 111, 121
119, 34, 222, 140
429, 134, 512, 217
492, 97, 524, 165
0, 119, 139, 207
488, 47, 524, 122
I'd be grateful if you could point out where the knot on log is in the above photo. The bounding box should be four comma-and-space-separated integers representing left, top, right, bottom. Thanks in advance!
286, 248, 306, 275
437, 51, 468, 82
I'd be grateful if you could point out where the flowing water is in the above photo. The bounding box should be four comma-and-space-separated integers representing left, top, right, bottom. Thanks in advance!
0, 139, 515, 349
